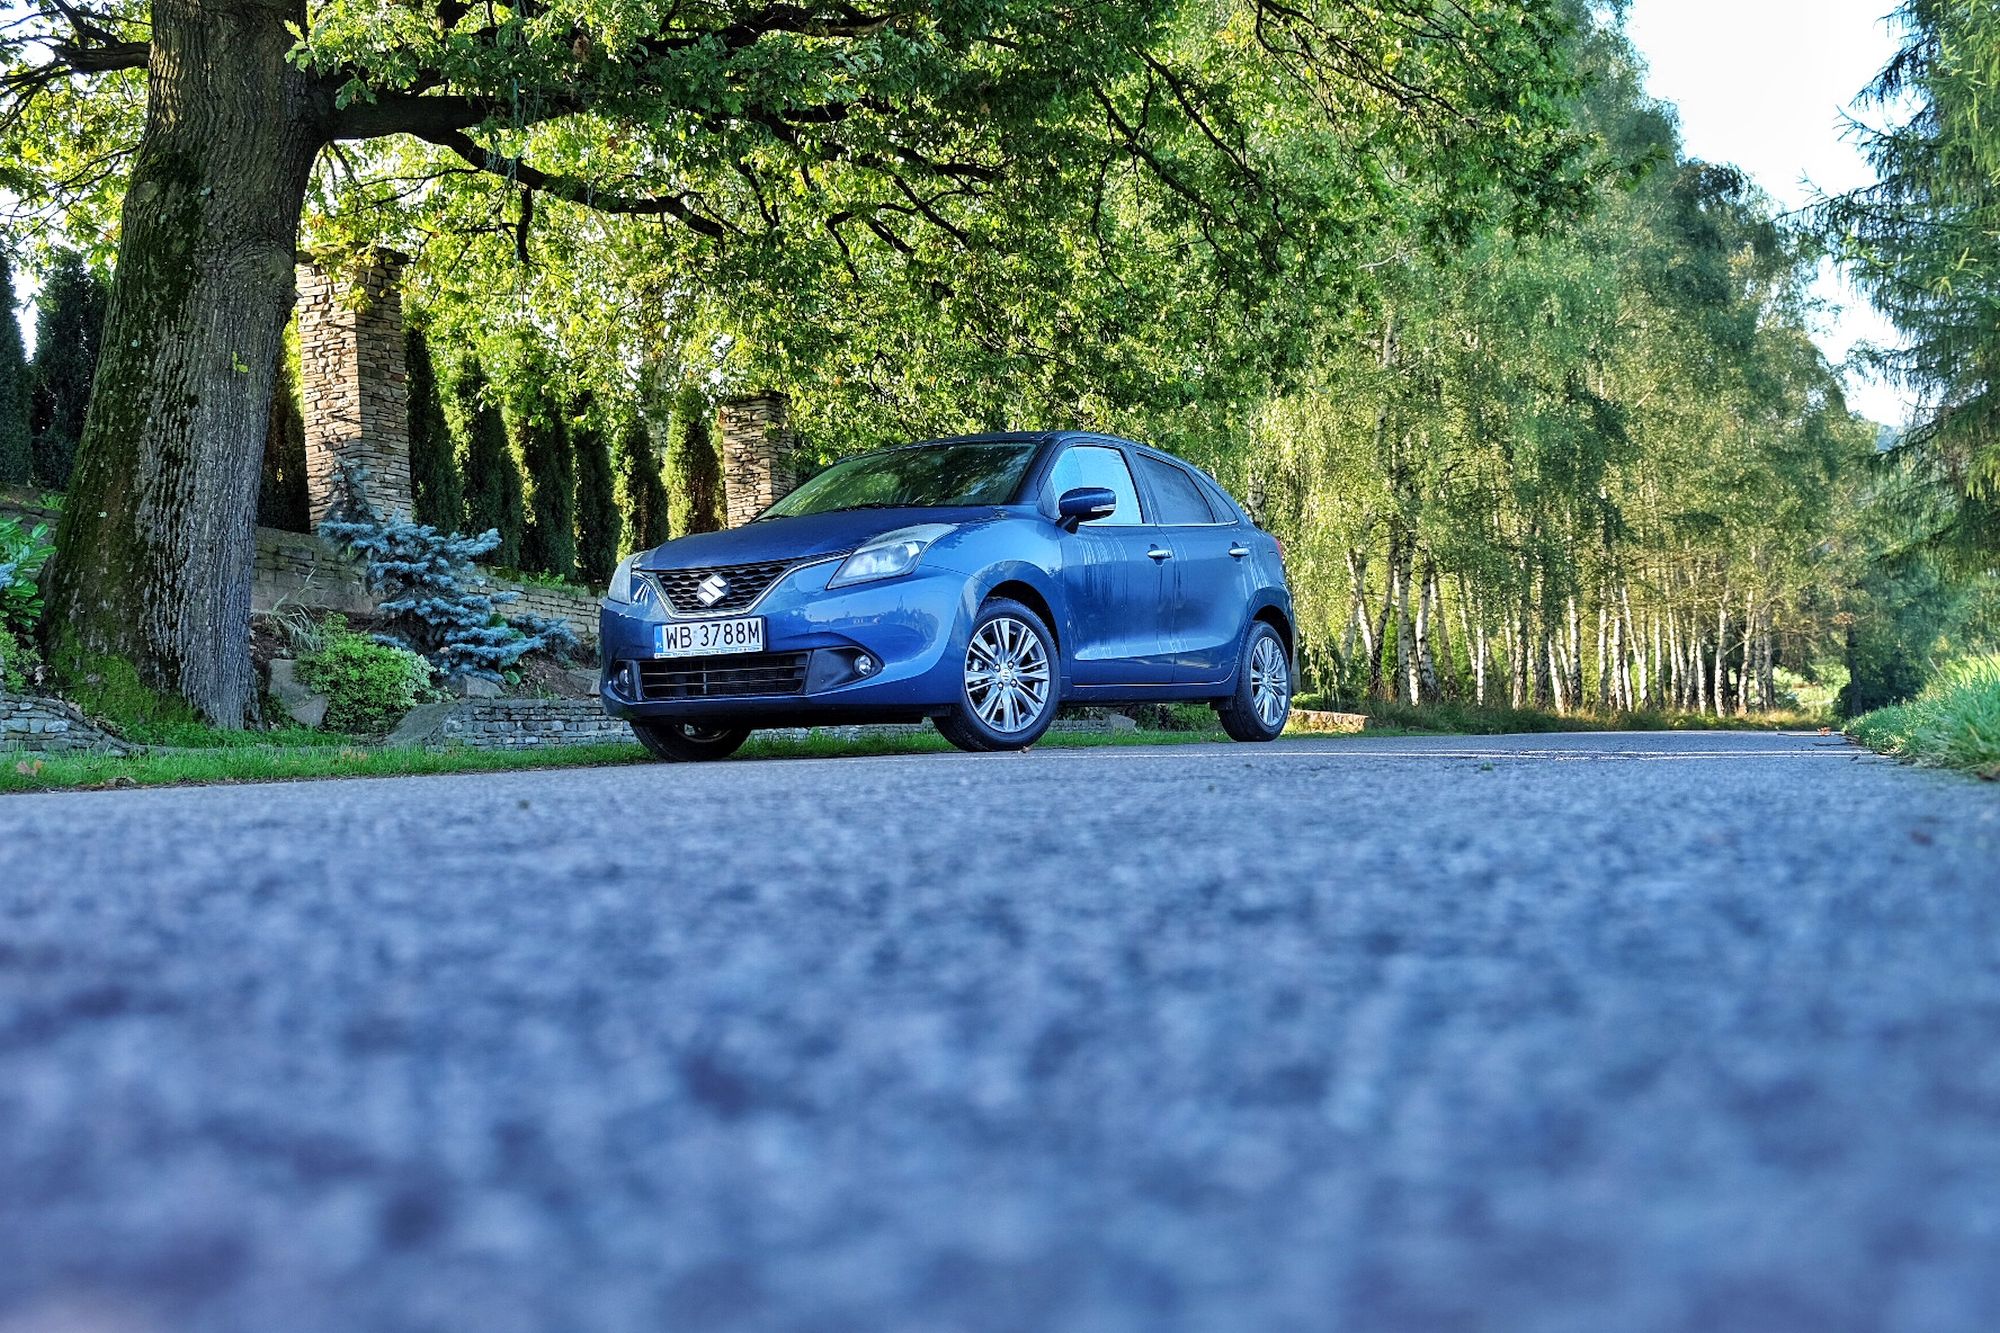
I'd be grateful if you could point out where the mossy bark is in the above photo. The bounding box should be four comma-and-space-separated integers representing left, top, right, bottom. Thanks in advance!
43, 0, 325, 726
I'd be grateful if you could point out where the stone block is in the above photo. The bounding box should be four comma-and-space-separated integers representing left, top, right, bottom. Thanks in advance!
446, 673, 502, 698
1286, 708, 1369, 734
385, 700, 458, 748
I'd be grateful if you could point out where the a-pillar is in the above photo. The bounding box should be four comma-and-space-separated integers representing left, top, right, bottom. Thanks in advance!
297, 250, 413, 526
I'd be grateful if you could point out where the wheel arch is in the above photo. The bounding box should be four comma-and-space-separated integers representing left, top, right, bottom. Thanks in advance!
987, 579, 1060, 649
1251, 602, 1295, 659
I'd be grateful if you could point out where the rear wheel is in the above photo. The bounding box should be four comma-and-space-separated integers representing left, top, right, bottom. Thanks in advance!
631, 719, 752, 762
1217, 623, 1291, 742
935, 598, 1059, 753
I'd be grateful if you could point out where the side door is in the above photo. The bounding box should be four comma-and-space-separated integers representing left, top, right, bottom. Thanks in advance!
1133, 452, 1253, 686
1044, 443, 1175, 685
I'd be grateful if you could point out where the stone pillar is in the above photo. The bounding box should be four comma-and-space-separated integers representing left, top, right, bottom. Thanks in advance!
297, 251, 413, 526
720, 391, 796, 528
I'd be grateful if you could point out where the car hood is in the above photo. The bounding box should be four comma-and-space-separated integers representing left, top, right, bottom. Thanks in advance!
638, 506, 1011, 571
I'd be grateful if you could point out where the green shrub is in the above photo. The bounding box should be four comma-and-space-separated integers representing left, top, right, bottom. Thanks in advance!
2, 625, 45, 694
298, 620, 435, 733
0, 514, 54, 636
1847, 654, 2000, 775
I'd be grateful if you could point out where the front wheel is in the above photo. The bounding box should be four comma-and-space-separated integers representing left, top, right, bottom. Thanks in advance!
631, 719, 752, 762
1217, 623, 1291, 742
935, 598, 1059, 753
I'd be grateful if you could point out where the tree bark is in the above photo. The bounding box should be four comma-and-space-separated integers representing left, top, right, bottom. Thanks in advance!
1713, 598, 1730, 719
1340, 547, 1369, 668
1594, 596, 1609, 709
43, 0, 325, 726
1412, 558, 1438, 703
1369, 527, 1398, 701
1426, 564, 1451, 699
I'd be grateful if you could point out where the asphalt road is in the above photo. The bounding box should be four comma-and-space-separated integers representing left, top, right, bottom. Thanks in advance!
2, 731, 1998, 1333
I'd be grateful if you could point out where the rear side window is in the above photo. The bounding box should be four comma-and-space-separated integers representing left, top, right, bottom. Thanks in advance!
1045, 445, 1144, 525
1137, 456, 1217, 525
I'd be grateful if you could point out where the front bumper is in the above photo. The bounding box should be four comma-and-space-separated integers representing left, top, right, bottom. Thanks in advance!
597, 559, 974, 724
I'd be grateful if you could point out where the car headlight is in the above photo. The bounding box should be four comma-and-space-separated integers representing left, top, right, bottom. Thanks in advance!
827, 524, 956, 589
605, 553, 644, 605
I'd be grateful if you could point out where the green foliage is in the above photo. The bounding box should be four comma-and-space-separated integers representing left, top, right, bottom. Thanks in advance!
514, 364, 576, 579
1, 625, 44, 694
256, 328, 310, 531
613, 416, 669, 553
1820, 0, 2000, 563
572, 398, 620, 585
1848, 654, 2000, 775
1247, 22, 1900, 719
406, 323, 463, 531
26, 249, 107, 491
297, 618, 435, 734
0, 513, 53, 638
666, 384, 722, 538
456, 357, 523, 568
0, 250, 29, 487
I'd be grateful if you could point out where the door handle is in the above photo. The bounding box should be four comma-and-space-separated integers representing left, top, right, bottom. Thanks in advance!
1147, 547, 1173, 561
1228, 545, 1250, 558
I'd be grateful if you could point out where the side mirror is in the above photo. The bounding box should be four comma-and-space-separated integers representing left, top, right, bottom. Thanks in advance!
1056, 486, 1118, 532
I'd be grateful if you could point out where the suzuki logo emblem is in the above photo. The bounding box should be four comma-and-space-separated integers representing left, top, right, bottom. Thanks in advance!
696, 573, 730, 606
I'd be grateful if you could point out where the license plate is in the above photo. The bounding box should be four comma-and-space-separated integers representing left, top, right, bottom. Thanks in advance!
654, 617, 766, 658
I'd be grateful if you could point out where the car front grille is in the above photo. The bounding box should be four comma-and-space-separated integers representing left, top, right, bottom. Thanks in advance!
644, 559, 797, 615
638, 651, 813, 700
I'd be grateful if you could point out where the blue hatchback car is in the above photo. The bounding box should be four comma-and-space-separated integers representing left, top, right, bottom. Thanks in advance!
598, 431, 1294, 760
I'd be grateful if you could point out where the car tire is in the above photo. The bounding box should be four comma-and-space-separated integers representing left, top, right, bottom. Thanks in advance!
1217, 622, 1292, 742
935, 597, 1060, 753
631, 719, 752, 762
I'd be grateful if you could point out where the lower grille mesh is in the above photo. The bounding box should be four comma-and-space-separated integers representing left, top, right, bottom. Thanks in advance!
638, 651, 812, 700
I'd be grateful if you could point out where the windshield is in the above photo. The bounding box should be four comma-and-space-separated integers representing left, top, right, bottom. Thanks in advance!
763, 441, 1040, 519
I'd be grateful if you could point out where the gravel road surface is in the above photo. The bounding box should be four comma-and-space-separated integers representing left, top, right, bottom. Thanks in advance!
2, 731, 1998, 1333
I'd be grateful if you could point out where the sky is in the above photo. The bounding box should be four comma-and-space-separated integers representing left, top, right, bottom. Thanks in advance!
1623, 0, 1912, 428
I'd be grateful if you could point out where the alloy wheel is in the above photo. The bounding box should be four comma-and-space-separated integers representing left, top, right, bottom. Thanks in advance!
1250, 635, 1289, 728
965, 616, 1052, 735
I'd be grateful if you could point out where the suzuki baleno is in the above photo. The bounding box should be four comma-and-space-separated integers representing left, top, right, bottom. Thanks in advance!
598, 431, 1293, 760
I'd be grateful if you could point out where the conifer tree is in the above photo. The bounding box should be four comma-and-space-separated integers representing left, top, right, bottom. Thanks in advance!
405, 325, 462, 532
25, 250, 106, 490
515, 366, 576, 579
572, 393, 621, 584
0, 251, 30, 489
666, 383, 722, 537
456, 357, 523, 568
614, 416, 670, 552
256, 330, 309, 531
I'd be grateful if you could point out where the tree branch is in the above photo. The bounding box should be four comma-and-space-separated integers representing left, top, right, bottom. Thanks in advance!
418, 126, 732, 237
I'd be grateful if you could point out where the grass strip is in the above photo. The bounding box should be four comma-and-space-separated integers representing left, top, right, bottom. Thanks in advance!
1845, 655, 2000, 778
1302, 698, 1830, 735
2, 726, 1255, 794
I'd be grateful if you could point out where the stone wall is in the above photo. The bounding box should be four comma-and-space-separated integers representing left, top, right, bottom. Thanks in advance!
0, 694, 136, 754
505, 581, 603, 635
252, 529, 373, 616
0, 496, 600, 645
297, 252, 413, 526
248, 527, 600, 641
386, 697, 630, 750
720, 392, 797, 527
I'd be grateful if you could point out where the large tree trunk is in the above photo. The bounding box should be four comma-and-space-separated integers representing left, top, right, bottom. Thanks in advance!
43, 0, 324, 726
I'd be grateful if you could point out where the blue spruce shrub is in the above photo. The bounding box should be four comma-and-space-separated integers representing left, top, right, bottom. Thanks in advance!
319, 464, 578, 681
